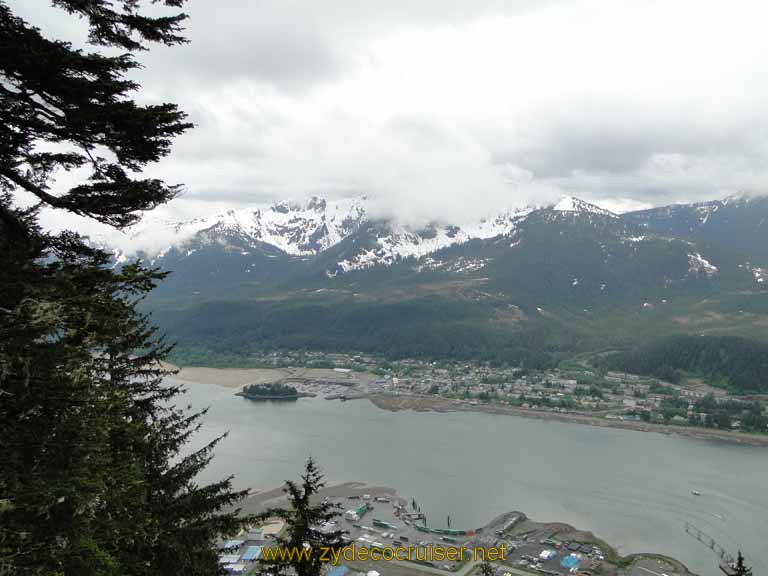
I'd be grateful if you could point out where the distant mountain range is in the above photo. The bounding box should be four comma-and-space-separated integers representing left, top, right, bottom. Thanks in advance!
107, 195, 531, 275
106, 194, 768, 367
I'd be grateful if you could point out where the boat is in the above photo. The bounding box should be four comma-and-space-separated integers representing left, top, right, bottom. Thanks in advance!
691, 490, 701, 496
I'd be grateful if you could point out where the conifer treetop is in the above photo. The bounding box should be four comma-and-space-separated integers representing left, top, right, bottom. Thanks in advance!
0, 0, 192, 228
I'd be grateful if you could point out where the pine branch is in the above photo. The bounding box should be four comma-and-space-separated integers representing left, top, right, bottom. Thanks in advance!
0, 166, 67, 209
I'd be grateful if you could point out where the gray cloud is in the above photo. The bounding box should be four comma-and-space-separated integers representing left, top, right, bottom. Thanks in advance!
490, 101, 766, 179
141, 9, 343, 93
8, 0, 768, 235
132, 0, 556, 93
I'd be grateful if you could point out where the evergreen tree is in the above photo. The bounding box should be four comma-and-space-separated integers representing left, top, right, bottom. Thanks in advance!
0, 0, 190, 227
733, 551, 752, 576
259, 458, 344, 576
480, 558, 495, 576
1, 1, 249, 574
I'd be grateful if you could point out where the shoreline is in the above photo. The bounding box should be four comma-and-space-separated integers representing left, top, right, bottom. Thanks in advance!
236, 481, 697, 576
164, 363, 768, 447
368, 393, 768, 447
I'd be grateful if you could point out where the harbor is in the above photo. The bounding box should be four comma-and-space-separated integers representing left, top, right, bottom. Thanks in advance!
221, 483, 696, 576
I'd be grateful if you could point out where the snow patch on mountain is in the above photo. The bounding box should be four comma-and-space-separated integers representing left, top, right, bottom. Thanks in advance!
413, 256, 491, 274
111, 196, 537, 265
687, 253, 718, 276
695, 203, 719, 225
552, 196, 616, 217
107, 196, 366, 259
102, 195, 658, 275
184, 196, 366, 256
740, 262, 767, 283
333, 207, 532, 273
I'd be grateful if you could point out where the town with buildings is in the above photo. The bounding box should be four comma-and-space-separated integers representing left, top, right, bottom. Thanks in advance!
238, 351, 767, 435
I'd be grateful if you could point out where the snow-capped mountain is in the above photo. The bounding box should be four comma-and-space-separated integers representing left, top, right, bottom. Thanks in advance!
552, 196, 616, 217
624, 193, 768, 265
100, 194, 767, 297
101, 192, 765, 307
138, 193, 767, 367
331, 207, 534, 274
108, 195, 603, 271
110, 196, 367, 261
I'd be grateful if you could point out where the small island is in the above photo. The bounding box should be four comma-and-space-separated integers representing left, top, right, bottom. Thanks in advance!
237, 382, 309, 401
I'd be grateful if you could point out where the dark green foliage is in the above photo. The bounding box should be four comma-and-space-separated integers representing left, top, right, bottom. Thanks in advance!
156, 296, 565, 368
242, 382, 299, 398
648, 381, 677, 395
483, 210, 711, 308
734, 551, 752, 576
574, 385, 604, 399
659, 397, 689, 421
1, 2, 248, 574
0, 0, 191, 227
598, 335, 768, 394
740, 410, 768, 432
259, 458, 344, 576
480, 558, 495, 576
1, 221, 248, 574
690, 395, 766, 432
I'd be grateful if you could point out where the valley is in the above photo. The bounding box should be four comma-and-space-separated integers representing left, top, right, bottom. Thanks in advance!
132, 193, 768, 442
108, 194, 768, 373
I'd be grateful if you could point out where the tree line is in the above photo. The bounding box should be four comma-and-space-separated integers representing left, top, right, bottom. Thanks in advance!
597, 335, 768, 394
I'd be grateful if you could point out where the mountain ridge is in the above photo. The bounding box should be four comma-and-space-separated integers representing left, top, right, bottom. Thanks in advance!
104, 193, 768, 300
131, 193, 768, 367
106, 195, 621, 272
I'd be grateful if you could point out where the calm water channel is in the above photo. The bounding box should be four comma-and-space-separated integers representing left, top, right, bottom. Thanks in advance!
173, 379, 768, 576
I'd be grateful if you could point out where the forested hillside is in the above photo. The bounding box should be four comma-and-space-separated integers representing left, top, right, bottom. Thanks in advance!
155, 296, 570, 368
597, 335, 768, 394
134, 193, 768, 372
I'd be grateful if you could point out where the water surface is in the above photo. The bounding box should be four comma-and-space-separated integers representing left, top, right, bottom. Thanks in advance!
175, 380, 768, 576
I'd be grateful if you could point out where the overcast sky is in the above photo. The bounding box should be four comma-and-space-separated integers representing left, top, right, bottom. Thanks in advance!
9, 0, 768, 232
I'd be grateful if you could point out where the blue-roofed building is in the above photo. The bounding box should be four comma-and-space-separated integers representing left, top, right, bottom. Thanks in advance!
328, 565, 350, 576
560, 554, 581, 570
242, 546, 262, 561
